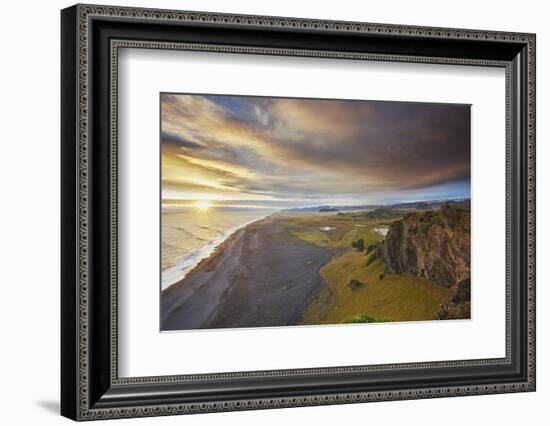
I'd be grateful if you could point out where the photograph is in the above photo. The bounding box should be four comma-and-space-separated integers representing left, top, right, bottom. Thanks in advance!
56, 3, 536, 421
56, 3, 537, 420
160, 93, 472, 331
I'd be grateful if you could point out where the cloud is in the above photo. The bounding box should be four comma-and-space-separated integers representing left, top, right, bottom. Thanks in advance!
160, 93, 470, 204
161, 132, 204, 150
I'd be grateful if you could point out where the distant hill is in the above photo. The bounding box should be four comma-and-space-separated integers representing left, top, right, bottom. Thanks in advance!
365, 208, 403, 220
281, 198, 470, 214
385, 198, 470, 211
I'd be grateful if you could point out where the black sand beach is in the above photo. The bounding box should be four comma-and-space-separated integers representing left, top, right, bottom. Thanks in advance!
161, 216, 343, 330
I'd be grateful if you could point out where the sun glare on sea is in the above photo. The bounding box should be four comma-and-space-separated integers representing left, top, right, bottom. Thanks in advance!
193, 201, 212, 210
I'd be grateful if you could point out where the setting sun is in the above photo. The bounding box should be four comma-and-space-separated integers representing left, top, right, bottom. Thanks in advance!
193, 201, 212, 210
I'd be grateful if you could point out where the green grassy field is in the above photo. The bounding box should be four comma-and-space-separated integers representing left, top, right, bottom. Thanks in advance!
275, 212, 390, 248
302, 252, 450, 324
271, 211, 450, 324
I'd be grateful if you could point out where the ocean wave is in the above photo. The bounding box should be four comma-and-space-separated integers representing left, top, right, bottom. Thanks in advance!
197, 224, 226, 236
161, 214, 271, 291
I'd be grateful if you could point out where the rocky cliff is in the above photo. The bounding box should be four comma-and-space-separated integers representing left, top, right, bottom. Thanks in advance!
435, 278, 471, 320
369, 205, 470, 289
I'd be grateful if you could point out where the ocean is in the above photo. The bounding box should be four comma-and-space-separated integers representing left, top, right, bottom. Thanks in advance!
161, 206, 276, 290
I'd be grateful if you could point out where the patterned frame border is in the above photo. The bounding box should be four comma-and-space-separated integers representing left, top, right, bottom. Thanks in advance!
72, 4, 536, 420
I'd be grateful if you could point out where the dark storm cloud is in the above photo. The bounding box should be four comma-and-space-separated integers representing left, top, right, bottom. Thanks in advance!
161, 93, 470, 203
266, 99, 470, 189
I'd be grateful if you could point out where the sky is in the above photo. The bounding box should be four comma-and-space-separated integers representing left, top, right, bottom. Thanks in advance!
161, 93, 470, 208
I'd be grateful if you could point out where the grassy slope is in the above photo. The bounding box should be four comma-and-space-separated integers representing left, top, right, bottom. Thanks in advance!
302, 252, 450, 324
273, 212, 450, 324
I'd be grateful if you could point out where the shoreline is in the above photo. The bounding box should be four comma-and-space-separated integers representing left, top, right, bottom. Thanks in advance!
161, 213, 276, 291
165, 215, 271, 290
161, 216, 344, 331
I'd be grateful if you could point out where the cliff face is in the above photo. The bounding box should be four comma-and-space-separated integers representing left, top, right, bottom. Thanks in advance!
372, 205, 470, 289
435, 278, 471, 320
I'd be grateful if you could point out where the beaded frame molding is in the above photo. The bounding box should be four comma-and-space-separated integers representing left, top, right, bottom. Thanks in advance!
61, 4, 536, 421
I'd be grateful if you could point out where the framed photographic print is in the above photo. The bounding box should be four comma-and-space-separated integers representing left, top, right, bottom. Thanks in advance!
61, 4, 536, 421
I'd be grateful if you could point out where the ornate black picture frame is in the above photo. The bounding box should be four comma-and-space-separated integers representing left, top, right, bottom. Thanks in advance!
61, 4, 536, 421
